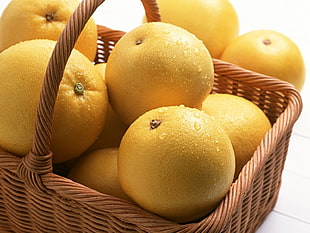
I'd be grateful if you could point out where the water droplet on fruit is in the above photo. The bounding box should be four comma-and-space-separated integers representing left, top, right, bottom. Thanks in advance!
163, 29, 170, 34
194, 122, 201, 131
216, 147, 220, 152
194, 48, 199, 54
158, 107, 168, 113
159, 133, 167, 139
197, 66, 203, 72
193, 112, 201, 118
183, 50, 189, 57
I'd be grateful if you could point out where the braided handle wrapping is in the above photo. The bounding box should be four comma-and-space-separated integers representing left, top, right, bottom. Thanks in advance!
17, 0, 160, 180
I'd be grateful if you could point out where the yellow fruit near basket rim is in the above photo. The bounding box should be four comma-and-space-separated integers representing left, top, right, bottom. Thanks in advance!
202, 93, 272, 179
68, 147, 131, 201
95, 63, 107, 79
156, 0, 239, 58
0, 39, 108, 164
118, 105, 235, 223
86, 63, 128, 151
220, 30, 306, 91
86, 104, 128, 152
105, 22, 214, 125
0, 0, 98, 61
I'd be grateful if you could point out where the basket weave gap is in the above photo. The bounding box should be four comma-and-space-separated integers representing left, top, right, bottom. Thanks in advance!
0, 0, 303, 232
95, 38, 117, 64
212, 73, 240, 96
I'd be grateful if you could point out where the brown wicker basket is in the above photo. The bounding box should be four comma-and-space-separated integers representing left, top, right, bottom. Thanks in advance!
0, 0, 303, 232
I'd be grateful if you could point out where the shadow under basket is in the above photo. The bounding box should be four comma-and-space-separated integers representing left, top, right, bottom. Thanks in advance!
0, 0, 303, 232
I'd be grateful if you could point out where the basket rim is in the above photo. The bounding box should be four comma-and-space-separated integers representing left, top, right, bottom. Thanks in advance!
0, 0, 304, 230
0, 59, 303, 232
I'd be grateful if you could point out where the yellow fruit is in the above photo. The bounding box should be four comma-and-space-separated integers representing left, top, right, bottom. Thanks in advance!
0, 0, 98, 61
156, 0, 239, 58
86, 104, 128, 151
95, 62, 107, 79
220, 30, 306, 91
68, 147, 131, 201
201, 93, 271, 179
85, 63, 127, 151
118, 105, 235, 223
0, 39, 108, 164
106, 22, 214, 125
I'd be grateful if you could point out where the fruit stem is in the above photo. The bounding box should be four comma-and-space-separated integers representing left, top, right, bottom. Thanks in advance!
150, 119, 161, 129
74, 83, 84, 95
45, 13, 55, 22
135, 39, 143, 45
263, 39, 272, 45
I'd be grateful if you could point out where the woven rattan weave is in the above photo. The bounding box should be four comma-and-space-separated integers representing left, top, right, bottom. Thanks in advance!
0, 0, 302, 232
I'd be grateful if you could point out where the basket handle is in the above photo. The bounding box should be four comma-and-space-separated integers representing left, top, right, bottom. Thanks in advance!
17, 0, 160, 181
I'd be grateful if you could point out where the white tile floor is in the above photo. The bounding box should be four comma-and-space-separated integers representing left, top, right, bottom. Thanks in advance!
1, 0, 309, 232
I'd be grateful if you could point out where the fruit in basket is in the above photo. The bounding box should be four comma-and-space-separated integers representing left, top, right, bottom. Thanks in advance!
0, 39, 108, 164
86, 104, 128, 151
68, 147, 131, 201
202, 93, 272, 179
220, 30, 306, 91
155, 0, 239, 58
118, 105, 235, 223
0, 0, 98, 61
95, 62, 107, 77
105, 22, 214, 125
86, 63, 128, 151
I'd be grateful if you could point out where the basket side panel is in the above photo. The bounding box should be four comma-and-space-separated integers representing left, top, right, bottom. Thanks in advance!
220, 129, 292, 233
1, 164, 34, 232
0, 30, 301, 233
212, 72, 289, 125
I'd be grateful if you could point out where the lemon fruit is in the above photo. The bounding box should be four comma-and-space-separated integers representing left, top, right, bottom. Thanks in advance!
68, 147, 131, 201
202, 93, 271, 179
105, 22, 214, 125
0, 39, 108, 164
0, 0, 98, 61
220, 30, 306, 91
118, 105, 235, 223
155, 0, 239, 58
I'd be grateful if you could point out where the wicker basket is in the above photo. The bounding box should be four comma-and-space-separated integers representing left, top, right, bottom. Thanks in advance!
0, 0, 303, 232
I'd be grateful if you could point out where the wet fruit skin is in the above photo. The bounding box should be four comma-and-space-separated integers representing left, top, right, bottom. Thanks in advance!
156, 0, 239, 58
118, 105, 235, 223
105, 22, 214, 125
221, 30, 306, 91
202, 93, 271, 179
0, 39, 108, 164
0, 0, 98, 61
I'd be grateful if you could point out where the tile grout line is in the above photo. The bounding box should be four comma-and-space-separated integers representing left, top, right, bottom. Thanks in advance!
292, 131, 310, 140
272, 210, 310, 225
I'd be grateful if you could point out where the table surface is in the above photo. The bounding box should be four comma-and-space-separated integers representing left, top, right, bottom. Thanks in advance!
1, 0, 309, 232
